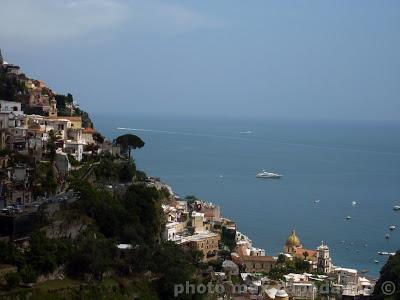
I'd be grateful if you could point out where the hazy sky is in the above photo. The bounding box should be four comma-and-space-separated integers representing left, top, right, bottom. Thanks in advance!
1, 0, 399, 121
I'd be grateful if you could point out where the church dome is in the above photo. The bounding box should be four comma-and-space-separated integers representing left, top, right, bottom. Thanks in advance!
285, 230, 301, 247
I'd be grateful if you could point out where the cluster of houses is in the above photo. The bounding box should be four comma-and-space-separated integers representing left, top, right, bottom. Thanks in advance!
158, 182, 375, 299
0, 51, 103, 209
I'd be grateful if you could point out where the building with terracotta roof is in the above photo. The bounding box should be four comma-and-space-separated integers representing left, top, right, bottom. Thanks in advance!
283, 230, 322, 270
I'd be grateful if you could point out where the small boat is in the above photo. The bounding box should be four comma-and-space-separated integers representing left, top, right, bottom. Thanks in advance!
389, 225, 396, 231
314, 200, 320, 204
352, 201, 357, 206
374, 260, 379, 264
346, 216, 351, 220
256, 170, 282, 179
360, 269, 369, 274
385, 234, 390, 240
394, 205, 400, 211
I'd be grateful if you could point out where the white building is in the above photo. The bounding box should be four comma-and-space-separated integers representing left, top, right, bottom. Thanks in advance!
64, 141, 84, 161
0, 100, 23, 115
0, 100, 24, 128
44, 118, 71, 140
333, 267, 358, 286
164, 222, 179, 241
287, 282, 316, 300
316, 242, 332, 274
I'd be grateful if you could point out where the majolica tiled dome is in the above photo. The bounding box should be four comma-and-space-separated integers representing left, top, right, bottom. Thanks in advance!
285, 230, 301, 247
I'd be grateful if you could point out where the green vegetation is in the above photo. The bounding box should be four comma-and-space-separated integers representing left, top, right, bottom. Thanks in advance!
92, 132, 105, 144
115, 134, 145, 158
268, 256, 310, 280
93, 153, 136, 183
0, 72, 27, 101
56, 93, 93, 128
220, 226, 236, 252
55, 93, 74, 115
373, 250, 400, 299
33, 162, 58, 197
4, 272, 21, 289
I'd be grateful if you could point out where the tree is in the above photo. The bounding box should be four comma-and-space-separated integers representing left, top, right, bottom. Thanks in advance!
4, 272, 20, 289
20, 265, 38, 284
92, 132, 104, 144
66, 229, 115, 281
118, 161, 135, 182
27, 231, 58, 274
115, 134, 145, 158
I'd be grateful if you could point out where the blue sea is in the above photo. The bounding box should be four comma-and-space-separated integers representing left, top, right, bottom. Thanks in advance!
95, 115, 400, 277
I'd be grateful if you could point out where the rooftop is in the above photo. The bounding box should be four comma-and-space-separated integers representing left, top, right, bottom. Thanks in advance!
242, 255, 276, 262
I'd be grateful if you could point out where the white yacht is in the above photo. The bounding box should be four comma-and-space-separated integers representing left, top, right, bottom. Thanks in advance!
389, 225, 396, 231
256, 170, 282, 179
394, 205, 400, 211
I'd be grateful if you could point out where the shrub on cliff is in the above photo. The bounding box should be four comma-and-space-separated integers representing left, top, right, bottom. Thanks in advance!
4, 272, 21, 289
373, 250, 400, 299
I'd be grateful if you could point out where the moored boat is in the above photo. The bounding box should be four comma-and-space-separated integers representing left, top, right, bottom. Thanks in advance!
256, 170, 282, 179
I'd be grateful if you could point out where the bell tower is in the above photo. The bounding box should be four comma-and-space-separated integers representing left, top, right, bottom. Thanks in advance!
317, 241, 332, 274
49, 98, 58, 117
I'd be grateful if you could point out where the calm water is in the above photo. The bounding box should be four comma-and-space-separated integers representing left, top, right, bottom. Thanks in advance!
95, 115, 400, 277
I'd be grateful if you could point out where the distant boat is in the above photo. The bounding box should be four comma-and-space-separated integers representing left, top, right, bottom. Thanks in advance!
374, 260, 379, 264
346, 216, 351, 220
314, 200, 320, 204
385, 234, 390, 240
361, 269, 369, 274
389, 225, 396, 231
352, 201, 357, 206
240, 131, 252, 134
394, 205, 400, 211
256, 170, 282, 179
378, 251, 395, 256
